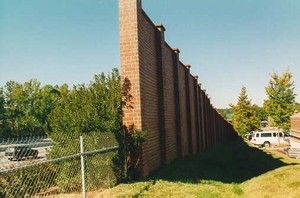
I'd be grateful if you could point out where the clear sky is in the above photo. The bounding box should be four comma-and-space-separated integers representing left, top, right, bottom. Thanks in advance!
1, 0, 299, 108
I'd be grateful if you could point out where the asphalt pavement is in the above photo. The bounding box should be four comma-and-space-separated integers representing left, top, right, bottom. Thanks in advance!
0, 146, 50, 172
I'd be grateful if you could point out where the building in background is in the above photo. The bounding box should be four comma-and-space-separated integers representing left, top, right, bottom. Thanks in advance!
288, 113, 300, 158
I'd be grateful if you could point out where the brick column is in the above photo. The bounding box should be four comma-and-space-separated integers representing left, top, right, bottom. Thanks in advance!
184, 64, 193, 154
198, 84, 204, 152
155, 24, 167, 165
207, 97, 212, 148
172, 48, 183, 157
119, 0, 149, 176
119, 0, 142, 128
213, 108, 217, 145
204, 92, 209, 149
193, 76, 200, 153
200, 88, 206, 151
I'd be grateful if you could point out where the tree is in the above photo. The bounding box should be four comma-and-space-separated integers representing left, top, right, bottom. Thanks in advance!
48, 68, 121, 135
230, 86, 260, 135
294, 102, 300, 113
252, 104, 267, 121
0, 80, 60, 137
0, 88, 10, 138
47, 69, 122, 191
264, 71, 296, 130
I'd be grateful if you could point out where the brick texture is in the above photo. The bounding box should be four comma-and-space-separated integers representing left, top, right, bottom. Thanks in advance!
119, 0, 237, 177
291, 113, 300, 131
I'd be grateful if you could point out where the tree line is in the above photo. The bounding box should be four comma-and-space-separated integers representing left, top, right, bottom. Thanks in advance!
0, 68, 121, 138
221, 70, 299, 136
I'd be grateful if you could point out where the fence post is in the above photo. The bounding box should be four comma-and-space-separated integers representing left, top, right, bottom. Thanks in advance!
80, 136, 86, 198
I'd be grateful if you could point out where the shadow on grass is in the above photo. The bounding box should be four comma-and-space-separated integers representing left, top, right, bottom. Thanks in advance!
149, 137, 293, 184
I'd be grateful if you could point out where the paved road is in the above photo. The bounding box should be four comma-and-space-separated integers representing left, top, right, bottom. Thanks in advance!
0, 146, 50, 172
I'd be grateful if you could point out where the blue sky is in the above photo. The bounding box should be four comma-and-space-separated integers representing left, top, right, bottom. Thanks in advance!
1, 0, 299, 108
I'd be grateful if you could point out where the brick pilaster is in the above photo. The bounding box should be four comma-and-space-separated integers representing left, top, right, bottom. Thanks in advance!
193, 76, 200, 153
172, 48, 182, 157
119, 0, 142, 128
155, 24, 167, 165
184, 64, 192, 154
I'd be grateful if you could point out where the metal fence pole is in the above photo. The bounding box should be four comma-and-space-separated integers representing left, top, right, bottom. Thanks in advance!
80, 136, 86, 198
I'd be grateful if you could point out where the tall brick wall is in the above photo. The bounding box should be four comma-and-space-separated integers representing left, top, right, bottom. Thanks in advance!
119, 0, 237, 177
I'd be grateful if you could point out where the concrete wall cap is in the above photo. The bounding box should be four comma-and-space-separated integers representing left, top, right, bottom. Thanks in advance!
172, 48, 180, 53
155, 24, 166, 31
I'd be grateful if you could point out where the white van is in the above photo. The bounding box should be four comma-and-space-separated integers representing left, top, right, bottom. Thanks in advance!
250, 131, 290, 147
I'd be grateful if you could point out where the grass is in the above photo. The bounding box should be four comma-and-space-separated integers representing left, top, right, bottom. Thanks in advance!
90, 137, 300, 197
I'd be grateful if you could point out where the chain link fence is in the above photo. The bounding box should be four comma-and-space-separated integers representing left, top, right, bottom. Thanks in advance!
0, 132, 119, 197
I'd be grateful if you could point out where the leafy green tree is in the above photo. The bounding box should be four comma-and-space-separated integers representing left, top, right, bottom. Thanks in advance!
37, 85, 61, 132
252, 104, 267, 121
0, 88, 10, 138
47, 69, 121, 192
263, 71, 296, 130
294, 102, 300, 113
2, 80, 32, 136
0, 80, 60, 137
230, 86, 260, 135
48, 68, 121, 135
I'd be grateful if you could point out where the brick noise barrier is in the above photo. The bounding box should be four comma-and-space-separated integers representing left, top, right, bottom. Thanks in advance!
119, 0, 237, 177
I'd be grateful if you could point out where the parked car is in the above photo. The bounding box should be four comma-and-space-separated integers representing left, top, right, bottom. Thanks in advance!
5, 146, 38, 161
250, 131, 290, 147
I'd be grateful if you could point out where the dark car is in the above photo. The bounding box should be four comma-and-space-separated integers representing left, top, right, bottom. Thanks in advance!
5, 146, 38, 161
